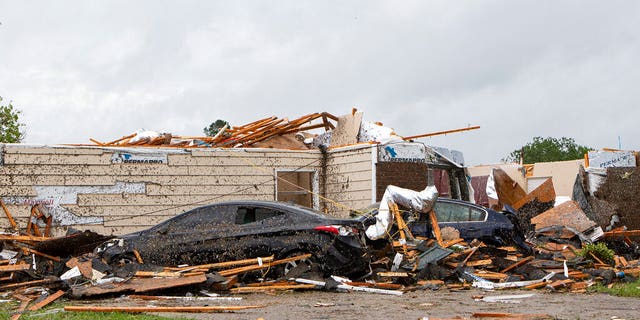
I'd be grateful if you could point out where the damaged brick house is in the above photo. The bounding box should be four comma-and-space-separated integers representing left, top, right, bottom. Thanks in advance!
0, 112, 472, 236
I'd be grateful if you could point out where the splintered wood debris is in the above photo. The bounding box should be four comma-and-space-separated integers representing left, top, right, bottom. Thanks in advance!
1, 181, 640, 318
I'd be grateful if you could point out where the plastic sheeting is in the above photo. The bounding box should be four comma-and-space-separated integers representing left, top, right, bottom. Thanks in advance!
128, 129, 161, 144
486, 170, 498, 200
365, 185, 439, 240
358, 121, 403, 145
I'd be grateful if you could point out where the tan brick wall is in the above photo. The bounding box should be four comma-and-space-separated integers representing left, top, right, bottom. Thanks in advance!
0, 144, 375, 235
324, 145, 375, 217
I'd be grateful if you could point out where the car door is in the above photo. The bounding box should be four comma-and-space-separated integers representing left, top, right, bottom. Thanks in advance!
222, 204, 290, 259
148, 204, 236, 265
434, 201, 488, 241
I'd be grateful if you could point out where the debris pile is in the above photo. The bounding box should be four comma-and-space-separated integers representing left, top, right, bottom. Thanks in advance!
85, 109, 480, 151
89, 112, 340, 149
0, 182, 640, 318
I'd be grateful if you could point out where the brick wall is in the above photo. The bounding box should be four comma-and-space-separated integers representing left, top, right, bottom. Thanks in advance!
375, 162, 429, 201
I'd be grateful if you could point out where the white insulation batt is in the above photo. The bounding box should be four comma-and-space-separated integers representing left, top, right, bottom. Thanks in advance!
365, 185, 439, 240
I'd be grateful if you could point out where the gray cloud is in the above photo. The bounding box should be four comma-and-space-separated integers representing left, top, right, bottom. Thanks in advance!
1, 1, 639, 164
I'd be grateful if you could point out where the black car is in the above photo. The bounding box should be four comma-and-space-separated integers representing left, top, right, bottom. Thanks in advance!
95, 200, 370, 277
361, 198, 528, 249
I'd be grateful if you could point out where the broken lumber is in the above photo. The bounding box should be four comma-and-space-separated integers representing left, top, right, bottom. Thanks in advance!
500, 256, 534, 273
0, 264, 30, 273
0, 234, 48, 243
64, 305, 264, 313
0, 199, 19, 232
429, 209, 444, 246
402, 125, 480, 140
345, 281, 403, 290
10, 297, 32, 320
229, 284, 316, 293
27, 290, 65, 311
604, 230, 640, 238
134, 271, 193, 278
133, 249, 144, 264
295, 278, 403, 295
129, 294, 242, 301
20, 247, 61, 262
165, 256, 274, 272
472, 312, 554, 319
70, 273, 207, 298
546, 279, 575, 291
218, 254, 311, 277
0, 278, 58, 291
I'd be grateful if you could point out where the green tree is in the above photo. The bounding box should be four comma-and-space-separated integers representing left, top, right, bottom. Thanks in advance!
203, 119, 230, 137
0, 96, 25, 143
504, 136, 592, 164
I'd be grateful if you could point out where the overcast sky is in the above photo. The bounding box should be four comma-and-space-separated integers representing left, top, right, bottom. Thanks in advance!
1, 1, 639, 165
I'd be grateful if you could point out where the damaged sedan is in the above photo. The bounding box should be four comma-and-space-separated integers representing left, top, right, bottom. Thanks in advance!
95, 200, 370, 277
360, 198, 530, 251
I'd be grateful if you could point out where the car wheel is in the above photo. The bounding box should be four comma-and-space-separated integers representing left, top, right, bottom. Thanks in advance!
277, 251, 319, 280
109, 253, 141, 279
111, 253, 138, 266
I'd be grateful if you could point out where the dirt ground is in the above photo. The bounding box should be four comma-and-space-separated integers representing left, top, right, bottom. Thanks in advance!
69, 288, 640, 320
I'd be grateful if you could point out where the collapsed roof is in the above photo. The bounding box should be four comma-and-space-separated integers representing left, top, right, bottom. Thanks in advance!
85, 110, 479, 163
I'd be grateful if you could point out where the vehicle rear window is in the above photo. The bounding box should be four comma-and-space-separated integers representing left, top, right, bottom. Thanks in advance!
235, 207, 285, 224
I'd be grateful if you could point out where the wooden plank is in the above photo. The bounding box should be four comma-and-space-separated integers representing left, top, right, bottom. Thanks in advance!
229, 284, 316, 293
0, 279, 58, 291
442, 238, 464, 248
21, 247, 61, 262
472, 312, 554, 319
473, 271, 509, 281
500, 256, 534, 273
164, 256, 274, 272
27, 290, 65, 311
589, 252, 606, 265
134, 271, 196, 278
345, 281, 403, 290
133, 249, 144, 264
604, 230, 640, 238
64, 305, 264, 313
523, 282, 547, 290
402, 125, 481, 140
377, 272, 410, 277
10, 297, 32, 320
0, 199, 19, 231
429, 210, 444, 246
546, 279, 575, 291
0, 264, 30, 273
466, 259, 493, 267
390, 201, 409, 253
70, 273, 207, 298
218, 254, 312, 277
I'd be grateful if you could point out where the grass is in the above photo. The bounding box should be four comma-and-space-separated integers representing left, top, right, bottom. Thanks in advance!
0, 301, 189, 320
589, 278, 640, 298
